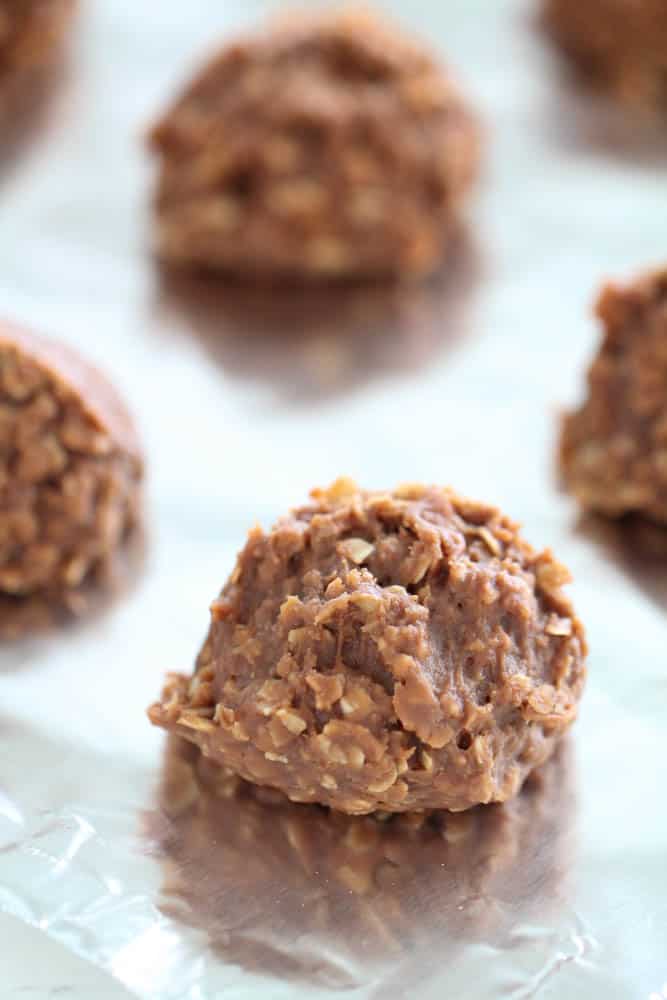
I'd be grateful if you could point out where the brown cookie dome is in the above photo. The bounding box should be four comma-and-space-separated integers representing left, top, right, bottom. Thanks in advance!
0, 321, 143, 601
149, 480, 586, 814
148, 7, 479, 280
544, 0, 667, 111
560, 267, 667, 524
0, 0, 76, 126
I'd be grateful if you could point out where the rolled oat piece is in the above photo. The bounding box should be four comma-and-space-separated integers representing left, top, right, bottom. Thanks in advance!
149, 480, 586, 814
148, 7, 479, 280
0, 320, 143, 601
543, 0, 667, 111
0, 0, 76, 127
560, 266, 667, 524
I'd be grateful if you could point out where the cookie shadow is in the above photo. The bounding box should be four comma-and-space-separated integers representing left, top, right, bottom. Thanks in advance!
146, 737, 574, 991
151, 227, 481, 407
575, 513, 667, 613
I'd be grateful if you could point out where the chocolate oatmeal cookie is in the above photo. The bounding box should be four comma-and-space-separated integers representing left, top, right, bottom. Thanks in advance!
543, 0, 667, 111
149, 480, 586, 814
560, 266, 667, 524
0, 0, 76, 127
0, 320, 143, 603
148, 7, 479, 279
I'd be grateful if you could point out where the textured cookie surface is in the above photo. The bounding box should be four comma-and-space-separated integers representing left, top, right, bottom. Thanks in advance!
149, 480, 586, 814
149, 7, 479, 279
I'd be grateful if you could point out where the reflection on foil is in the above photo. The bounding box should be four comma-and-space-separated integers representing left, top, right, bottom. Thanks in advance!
152, 227, 480, 405
148, 737, 574, 993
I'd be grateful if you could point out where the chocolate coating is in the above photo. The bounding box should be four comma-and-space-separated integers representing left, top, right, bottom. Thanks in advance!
149, 480, 586, 814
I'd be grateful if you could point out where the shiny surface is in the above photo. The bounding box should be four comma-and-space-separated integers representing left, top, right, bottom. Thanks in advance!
1, 1, 667, 997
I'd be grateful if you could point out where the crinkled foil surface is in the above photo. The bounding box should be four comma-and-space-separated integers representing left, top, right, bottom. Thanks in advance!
1, 1, 667, 997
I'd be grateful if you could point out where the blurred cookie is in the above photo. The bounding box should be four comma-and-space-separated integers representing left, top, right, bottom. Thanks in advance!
544, 0, 667, 111
0, 320, 143, 613
148, 7, 479, 280
560, 266, 667, 524
0, 0, 76, 128
149, 479, 585, 814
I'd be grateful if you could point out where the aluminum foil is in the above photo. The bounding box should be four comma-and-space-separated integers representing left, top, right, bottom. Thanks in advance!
1, 0, 667, 996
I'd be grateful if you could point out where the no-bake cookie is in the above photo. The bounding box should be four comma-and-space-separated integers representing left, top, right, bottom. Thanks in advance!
544, 0, 667, 111
560, 266, 667, 524
149, 480, 586, 814
0, 320, 143, 603
0, 0, 75, 127
148, 7, 479, 279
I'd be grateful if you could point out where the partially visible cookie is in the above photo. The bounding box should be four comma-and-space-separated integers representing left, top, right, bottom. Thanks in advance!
543, 0, 667, 112
560, 266, 667, 524
148, 7, 479, 280
0, 320, 143, 611
0, 0, 76, 128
